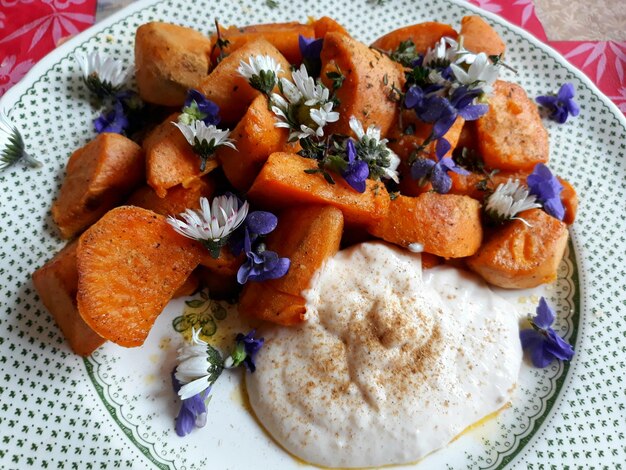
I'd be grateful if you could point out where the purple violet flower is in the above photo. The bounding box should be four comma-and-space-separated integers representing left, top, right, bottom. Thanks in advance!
225, 330, 265, 373
536, 83, 580, 124
94, 100, 129, 134
448, 86, 489, 121
229, 210, 278, 256
299, 35, 324, 77
341, 138, 370, 193
411, 144, 469, 194
171, 370, 211, 437
237, 230, 290, 284
405, 86, 457, 138
520, 297, 574, 368
180, 89, 221, 126
527, 163, 565, 221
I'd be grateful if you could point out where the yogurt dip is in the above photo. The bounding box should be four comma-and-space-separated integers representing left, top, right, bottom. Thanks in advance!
246, 242, 522, 468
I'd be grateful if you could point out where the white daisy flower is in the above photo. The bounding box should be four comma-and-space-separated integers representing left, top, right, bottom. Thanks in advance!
485, 179, 541, 223
172, 120, 236, 171
167, 194, 249, 257
73, 50, 128, 96
175, 328, 224, 400
450, 52, 499, 93
423, 37, 448, 66
237, 54, 283, 95
290, 64, 330, 105
348, 115, 400, 183
0, 112, 41, 171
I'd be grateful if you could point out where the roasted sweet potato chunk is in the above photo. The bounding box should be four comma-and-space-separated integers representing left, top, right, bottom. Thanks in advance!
77, 206, 205, 347
52, 133, 144, 239
320, 32, 405, 137
460, 15, 506, 57
126, 177, 215, 216
33, 241, 106, 356
173, 270, 200, 298
216, 94, 289, 191
135, 22, 213, 106
314, 16, 350, 38
371, 22, 457, 55
476, 80, 549, 171
198, 38, 291, 124
467, 209, 569, 288
238, 205, 344, 325
369, 193, 483, 258
248, 152, 389, 227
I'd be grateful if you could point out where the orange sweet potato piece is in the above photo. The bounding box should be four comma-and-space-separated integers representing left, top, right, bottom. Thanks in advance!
559, 177, 578, 225
33, 241, 106, 356
476, 80, 549, 171
173, 270, 200, 298
320, 32, 405, 137
248, 152, 389, 227
467, 209, 569, 288
460, 15, 506, 57
199, 246, 244, 276
213, 22, 315, 64
77, 206, 205, 347
371, 22, 457, 55
421, 252, 442, 269
52, 133, 144, 239
369, 193, 483, 258
198, 38, 291, 124
144, 113, 219, 198
126, 177, 215, 216
135, 22, 213, 106
238, 205, 344, 325
314, 16, 350, 38
216, 94, 288, 191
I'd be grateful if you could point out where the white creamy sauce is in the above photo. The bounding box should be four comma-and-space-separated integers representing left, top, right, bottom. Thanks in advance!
246, 242, 522, 468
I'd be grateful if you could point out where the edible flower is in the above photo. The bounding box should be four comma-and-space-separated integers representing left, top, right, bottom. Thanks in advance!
224, 329, 265, 372
174, 328, 224, 401
341, 138, 370, 193
348, 116, 400, 183
238, 54, 283, 96
536, 83, 580, 123
179, 89, 221, 126
237, 230, 290, 284
450, 52, 499, 93
172, 120, 235, 171
167, 195, 249, 258
520, 297, 574, 367
94, 100, 129, 134
229, 210, 278, 256
74, 50, 127, 98
484, 179, 541, 224
527, 163, 565, 221
271, 64, 340, 141
410, 153, 469, 194
171, 370, 211, 437
0, 112, 41, 171
299, 35, 324, 77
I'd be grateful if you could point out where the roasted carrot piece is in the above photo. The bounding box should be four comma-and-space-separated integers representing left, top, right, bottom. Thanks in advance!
135, 22, 213, 106
247, 152, 390, 227
476, 80, 549, 171
33, 241, 106, 356
173, 270, 200, 298
52, 133, 144, 239
314, 16, 350, 37
368, 193, 483, 258
467, 209, 569, 288
371, 22, 457, 55
126, 177, 215, 216
198, 38, 291, 124
213, 22, 315, 64
238, 205, 344, 325
77, 206, 205, 347
320, 32, 405, 137
460, 15, 506, 57
144, 113, 219, 198
216, 94, 288, 191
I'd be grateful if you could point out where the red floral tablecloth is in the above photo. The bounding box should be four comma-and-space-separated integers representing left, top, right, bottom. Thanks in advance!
1, 0, 624, 114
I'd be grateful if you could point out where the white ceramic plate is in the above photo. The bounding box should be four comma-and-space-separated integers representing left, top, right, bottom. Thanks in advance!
1, 0, 625, 468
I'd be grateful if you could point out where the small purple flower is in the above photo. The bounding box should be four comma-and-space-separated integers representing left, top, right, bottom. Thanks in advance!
411, 151, 469, 194
448, 86, 489, 121
299, 35, 324, 77
94, 100, 129, 134
171, 370, 211, 437
229, 210, 278, 256
181, 89, 221, 125
520, 297, 574, 368
527, 163, 565, 221
236, 230, 290, 284
536, 83, 580, 124
226, 330, 265, 373
405, 86, 458, 138
341, 138, 370, 192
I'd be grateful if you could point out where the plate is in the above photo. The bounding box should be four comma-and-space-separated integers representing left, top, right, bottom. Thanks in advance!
1, 0, 625, 468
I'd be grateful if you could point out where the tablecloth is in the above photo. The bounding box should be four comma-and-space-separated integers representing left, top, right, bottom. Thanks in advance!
1, 0, 624, 114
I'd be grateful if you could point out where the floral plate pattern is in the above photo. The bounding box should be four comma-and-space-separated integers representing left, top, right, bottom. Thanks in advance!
0, 0, 625, 469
